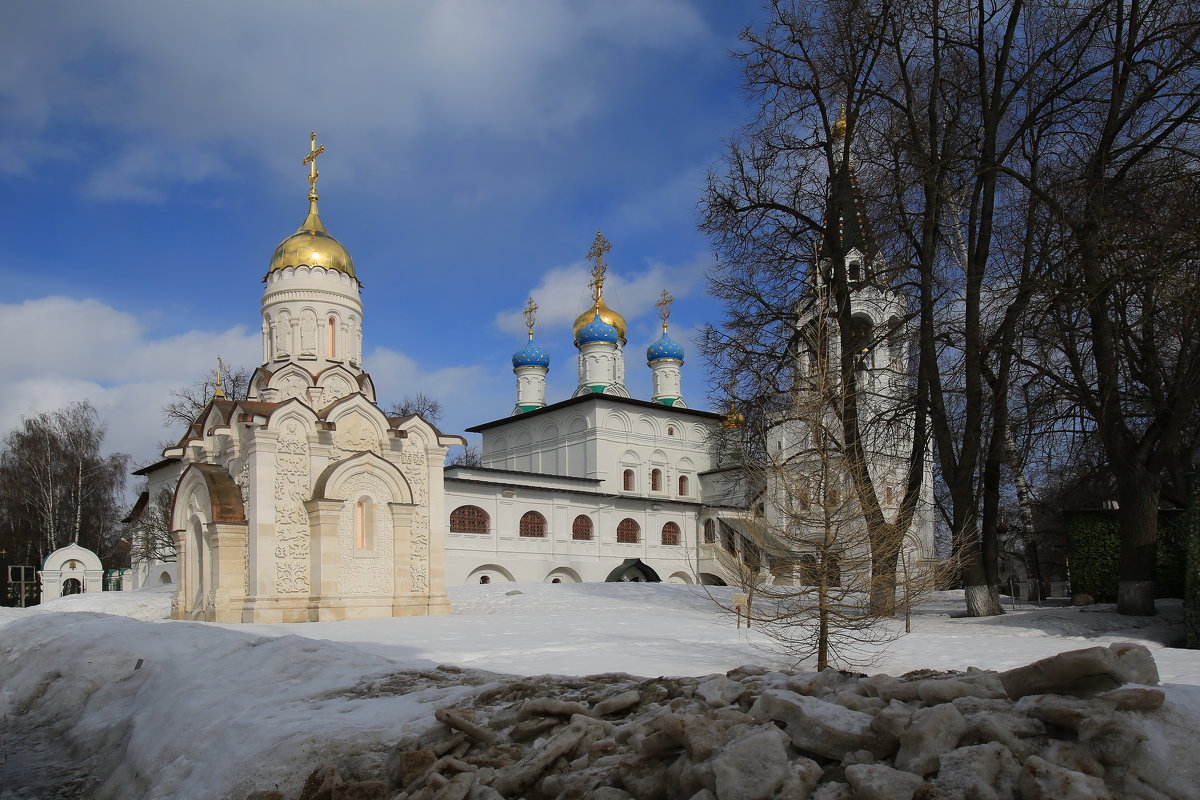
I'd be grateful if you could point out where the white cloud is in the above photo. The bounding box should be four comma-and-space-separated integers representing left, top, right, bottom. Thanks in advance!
0, 296, 496, 466
493, 251, 713, 337
3, 0, 710, 200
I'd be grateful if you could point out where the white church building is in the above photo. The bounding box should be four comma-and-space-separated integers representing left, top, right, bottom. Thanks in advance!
129, 133, 935, 620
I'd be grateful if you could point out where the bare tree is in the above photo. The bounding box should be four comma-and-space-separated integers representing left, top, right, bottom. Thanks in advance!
0, 401, 129, 567
126, 487, 177, 563
386, 393, 444, 425
162, 362, 250, 429
447, 445, 483, 468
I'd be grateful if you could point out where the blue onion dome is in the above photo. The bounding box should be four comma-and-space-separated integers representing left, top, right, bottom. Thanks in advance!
575, 311, 620, 346
512, 339, 550, 370
647, 331, 685, 363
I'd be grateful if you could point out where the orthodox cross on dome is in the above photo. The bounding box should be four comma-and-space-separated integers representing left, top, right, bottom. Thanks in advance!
522, 296, 538, 339
302, 131, 326, 201
586, 230, 612, 302
656, 289, 674, 332
214, 356, 226, 400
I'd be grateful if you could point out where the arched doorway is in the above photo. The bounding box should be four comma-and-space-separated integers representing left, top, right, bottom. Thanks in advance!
61, 578, 82, 596
605, 558, 661, 583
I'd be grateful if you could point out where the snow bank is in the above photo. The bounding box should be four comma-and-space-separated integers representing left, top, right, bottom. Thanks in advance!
2, 583, 1199, 799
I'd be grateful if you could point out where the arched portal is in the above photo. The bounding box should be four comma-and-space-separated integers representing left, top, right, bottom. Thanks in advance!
61, 578, 82, 596
605, 558, 661, 583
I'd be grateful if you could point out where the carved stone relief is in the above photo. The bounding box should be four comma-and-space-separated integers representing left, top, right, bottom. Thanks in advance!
397, 441, 430, 593
320, 376, 353, 407
274, 421, 311, 594
335, 471, 393, 595
278, 374, 308, 402
333, 414, 381, 456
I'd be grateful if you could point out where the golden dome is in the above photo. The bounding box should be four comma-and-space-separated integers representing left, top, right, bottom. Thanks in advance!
572, 299, 627, 343
267, 199, 356, 280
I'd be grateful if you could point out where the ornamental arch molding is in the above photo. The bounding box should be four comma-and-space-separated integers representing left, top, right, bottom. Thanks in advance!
313, 451, 413, 505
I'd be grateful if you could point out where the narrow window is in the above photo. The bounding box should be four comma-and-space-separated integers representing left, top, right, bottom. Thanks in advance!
572, 515, 593, 540
667, 426, 675, 436
623, 469, 634, 491
661, 522, 680, 546
450, 505, 489, 533
355, 496, 373, 550
677, 475, 689, 496
651, 469, 662, 492
703, 519, 716, 544
519, 511, 547, 538
327, 317, 337, 358
617, 518, 640, 544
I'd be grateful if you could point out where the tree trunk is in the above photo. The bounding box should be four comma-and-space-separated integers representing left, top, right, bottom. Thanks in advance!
1116, 469, 1160, 616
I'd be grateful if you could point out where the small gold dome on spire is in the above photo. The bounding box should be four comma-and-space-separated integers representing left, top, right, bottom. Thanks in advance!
266, 132, 356, 280
571, 230, 627, 342
832, 104, 848, 139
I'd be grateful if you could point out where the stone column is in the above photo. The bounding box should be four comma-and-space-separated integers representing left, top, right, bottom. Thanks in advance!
305, 498, 344, 609
171, 528, 187, 620
389, 503, 422, 615
208, 522, 249, 624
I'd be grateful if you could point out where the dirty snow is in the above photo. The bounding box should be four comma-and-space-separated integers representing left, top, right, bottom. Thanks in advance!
1, 583, 1197, 799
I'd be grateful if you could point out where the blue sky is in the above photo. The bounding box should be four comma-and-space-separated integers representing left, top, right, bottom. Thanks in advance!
0, 1, 768, 466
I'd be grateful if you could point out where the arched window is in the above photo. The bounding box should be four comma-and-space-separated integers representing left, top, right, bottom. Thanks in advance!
617, 518, 640, 544
572, 515, 593, 540
354, 496, 373, 550
519, 511, 547, 538
703, 519, 716, 544
479, 575, 491, 584
450, 505, 489, 534
667, 426, 675, 436
661, 522, 680, 546
327, 317, 337, 358
650, 468, 662, 492
678, 475, 689, 496
623, 469, 635, 491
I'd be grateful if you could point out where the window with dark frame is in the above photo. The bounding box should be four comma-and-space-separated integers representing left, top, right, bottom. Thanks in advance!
661, 521, 680, 546
617, 518, 640, 544
623, 469, 635, 491
571, 515, 593, 540
678, 475, 688, 496
519, 510, 547, 538
651, 468, 662, 491
450, 505, 489, 533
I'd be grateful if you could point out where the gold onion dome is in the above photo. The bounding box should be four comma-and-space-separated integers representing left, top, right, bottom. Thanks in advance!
572, 299, 626, 344
267, 200, 356, 279
266, 131, 356, 280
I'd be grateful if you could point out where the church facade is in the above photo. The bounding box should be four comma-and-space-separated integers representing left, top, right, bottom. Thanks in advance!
131, 132, 935, 620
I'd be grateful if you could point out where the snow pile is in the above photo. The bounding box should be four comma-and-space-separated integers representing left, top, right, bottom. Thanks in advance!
2, 584, 1199, 799
230, 643, 1199, 800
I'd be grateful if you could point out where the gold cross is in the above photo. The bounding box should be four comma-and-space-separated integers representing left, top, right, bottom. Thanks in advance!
656, 289, 674, 330
302, 131, 325, 200
522, 297, 538, 337
586, 230, 612, 301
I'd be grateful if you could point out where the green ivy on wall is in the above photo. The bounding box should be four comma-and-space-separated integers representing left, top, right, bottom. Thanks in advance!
1065, 509, 1186, 602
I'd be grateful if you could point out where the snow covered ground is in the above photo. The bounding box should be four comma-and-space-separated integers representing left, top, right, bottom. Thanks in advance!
1, 584, 1198, 799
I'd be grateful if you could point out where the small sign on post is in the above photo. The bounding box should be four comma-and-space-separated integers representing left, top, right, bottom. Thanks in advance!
733, 592, 751, 628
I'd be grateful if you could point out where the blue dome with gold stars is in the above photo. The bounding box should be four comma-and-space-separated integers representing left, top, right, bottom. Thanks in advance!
575, 312, 619, 346
647, 331, 685, 363
512, 339, 550, 370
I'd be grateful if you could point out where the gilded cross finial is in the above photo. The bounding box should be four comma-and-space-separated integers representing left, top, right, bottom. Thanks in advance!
522, 297, 538, 339
586, 230, 612, 302
302, 131, 326, 201
214, 356, 226, 400
832, 105, 847, 139
656, 289, 674, 332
